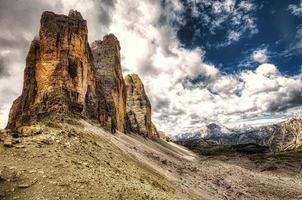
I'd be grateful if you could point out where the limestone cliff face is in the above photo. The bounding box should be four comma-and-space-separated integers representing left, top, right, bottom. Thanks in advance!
91, 34, 127, 133
7, 10, 108, 130
266, 117, 302, 151
125, 74, 159, 139
6, 10, 163, 139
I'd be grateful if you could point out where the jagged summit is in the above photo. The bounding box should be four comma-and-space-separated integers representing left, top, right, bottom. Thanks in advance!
68, 9, 83, 19
125, 74, 159, 139
41, 10, 84, 20
91, 34, 120, 50
7, 10, 105, 130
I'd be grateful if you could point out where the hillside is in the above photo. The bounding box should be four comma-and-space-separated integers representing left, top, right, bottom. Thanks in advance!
2, 116, 302, 200
0, 116, 200, 200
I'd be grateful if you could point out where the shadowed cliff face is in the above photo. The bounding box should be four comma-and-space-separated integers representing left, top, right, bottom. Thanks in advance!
91, 34, 127, 133
7, 10, 109, 130
125, 74, 159, 139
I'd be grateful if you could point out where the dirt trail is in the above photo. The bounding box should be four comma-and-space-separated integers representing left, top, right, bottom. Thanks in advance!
83, 120, 302, 200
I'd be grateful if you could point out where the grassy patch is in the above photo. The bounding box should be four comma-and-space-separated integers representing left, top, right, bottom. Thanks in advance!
193, 143, 269, 156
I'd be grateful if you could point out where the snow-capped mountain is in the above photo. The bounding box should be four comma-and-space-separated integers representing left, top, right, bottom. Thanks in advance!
175, 116, 302, 152
174, 122, 275, 147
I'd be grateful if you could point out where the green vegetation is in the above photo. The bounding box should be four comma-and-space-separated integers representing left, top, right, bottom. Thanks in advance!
193, 143, 269, 156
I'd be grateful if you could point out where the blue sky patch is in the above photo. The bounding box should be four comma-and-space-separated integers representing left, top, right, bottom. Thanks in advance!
177, 0, 302, 75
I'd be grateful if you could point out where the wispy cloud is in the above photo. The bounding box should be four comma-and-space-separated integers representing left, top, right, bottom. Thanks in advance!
288, 1, 302, 17
186, 0, 259, 47
280, 24, 302, 58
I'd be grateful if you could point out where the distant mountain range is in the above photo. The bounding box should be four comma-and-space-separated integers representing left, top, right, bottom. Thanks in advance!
173, 117, 302, 152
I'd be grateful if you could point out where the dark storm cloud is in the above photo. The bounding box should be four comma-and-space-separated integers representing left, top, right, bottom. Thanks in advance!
0, 0, 63, 35
0, 87, 18, 104
0, 0, 64, 73
94, 0, 116, 27
153, 97, 171, 112
267, 88, 302, 112
0, 57, 9, 78
0, 36, 28, 49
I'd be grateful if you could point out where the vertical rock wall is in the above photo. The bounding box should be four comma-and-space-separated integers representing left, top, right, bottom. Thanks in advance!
91, 34, 127, 133
6, 10, 162, 139
125, 74, 159, 139
7, 10, 108, 129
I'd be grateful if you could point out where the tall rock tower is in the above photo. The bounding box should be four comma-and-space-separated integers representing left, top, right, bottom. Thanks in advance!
125, 74, 159, 139
7, 10, 108, 129
6, 10, 163, 139
91, 34, 127, 133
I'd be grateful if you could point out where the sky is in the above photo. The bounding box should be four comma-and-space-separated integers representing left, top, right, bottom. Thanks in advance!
0, 0, 302, 135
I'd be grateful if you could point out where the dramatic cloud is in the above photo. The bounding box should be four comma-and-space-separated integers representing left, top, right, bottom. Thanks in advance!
0, 56, 9, 78
0, 0, 302, 135
288, 1, 302, 17
104, 0, 302, 134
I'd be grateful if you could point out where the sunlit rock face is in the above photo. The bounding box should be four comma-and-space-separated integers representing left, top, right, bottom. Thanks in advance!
125, 74, 159, 139
91, 34, 127, 133
7, 10, 108, 130
6, 10, 164, 139
266, 117, 302, 151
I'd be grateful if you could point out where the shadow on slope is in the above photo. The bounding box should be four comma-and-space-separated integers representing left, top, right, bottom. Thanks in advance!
191, 143, 302, 176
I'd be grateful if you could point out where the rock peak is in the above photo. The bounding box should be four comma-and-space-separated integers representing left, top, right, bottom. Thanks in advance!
6, 10, 108, 130
125, 73, 159, 139
6, 10, 162, 139
91, 34, 126, 133
68, 9, 83, 19
91, 34, 121, 51
103, 33, 118, 41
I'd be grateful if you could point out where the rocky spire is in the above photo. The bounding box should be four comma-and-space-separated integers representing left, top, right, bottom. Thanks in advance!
7, 10, 109, 130
6, 10, 162, 139
125, 74, 159, 139
68, 9, 83, 19
91, 34, 127, 133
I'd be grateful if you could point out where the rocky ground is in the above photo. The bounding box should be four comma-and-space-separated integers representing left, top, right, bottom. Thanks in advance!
1, 118, 302, 200
112, 129, 302, 200
0, 118, 198, 200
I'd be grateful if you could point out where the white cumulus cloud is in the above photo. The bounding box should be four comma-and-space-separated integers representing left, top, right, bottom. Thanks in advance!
251, 48, 268, 63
